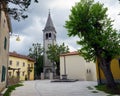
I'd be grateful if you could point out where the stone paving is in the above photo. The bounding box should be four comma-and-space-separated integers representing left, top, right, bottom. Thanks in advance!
11, 80, 120, 96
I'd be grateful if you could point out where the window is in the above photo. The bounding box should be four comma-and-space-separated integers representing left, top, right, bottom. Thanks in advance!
31, 64, 33, 68
1, 66, 6, 82
87, 69, 89, 73
4, 37, 7, 50
16, 61, 19, 67
3, 19, 6, 27
89, 69, 91, 73
86, 69, 91, 74
22, 72, 25, 76
16, 71, 18, 77
46, 33, 48, 39
9, 60, 12, 66
23, 62, 25, 67
16, 71, 20, 77
49, 33, 51, 39
28, 64, 30, 67
9, 72, 11, 77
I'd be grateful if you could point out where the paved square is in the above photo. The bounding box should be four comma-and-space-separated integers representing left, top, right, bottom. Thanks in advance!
11, 80, 119, 96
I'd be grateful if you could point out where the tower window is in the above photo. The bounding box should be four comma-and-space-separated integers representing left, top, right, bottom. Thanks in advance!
46, 33, 48, 39
49, 33, 51, 39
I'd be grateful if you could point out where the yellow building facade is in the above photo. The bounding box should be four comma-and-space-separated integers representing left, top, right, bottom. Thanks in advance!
0, 4, 11, 92
8, 52, 35, 81
96, 58, 120, 84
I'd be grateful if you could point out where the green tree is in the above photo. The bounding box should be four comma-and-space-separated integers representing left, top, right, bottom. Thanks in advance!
65, 0, 120, 91
0, 0, 38, 21
46, 43, 69, 76
28, 43, 43, 79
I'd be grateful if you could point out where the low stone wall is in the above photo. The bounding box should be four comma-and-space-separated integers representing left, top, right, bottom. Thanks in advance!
7, 77, 19, 86
0, 77, 19, 95
0, 88, 7, 96
0, 83, 6, 96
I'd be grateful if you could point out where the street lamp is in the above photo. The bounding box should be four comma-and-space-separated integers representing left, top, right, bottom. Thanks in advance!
9, 32, 20, 41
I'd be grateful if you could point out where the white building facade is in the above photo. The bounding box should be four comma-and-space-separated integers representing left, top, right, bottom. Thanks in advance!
60, 52, 97, 81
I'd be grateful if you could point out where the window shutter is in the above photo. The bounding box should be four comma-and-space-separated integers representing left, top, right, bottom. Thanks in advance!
1, 66, 6, 82
4, 37, 7, 50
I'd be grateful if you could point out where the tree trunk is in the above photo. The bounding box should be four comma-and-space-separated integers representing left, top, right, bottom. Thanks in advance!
99, 58, 117, 90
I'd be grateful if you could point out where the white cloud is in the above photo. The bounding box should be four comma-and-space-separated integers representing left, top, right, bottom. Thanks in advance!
95, 0, 120, 29
49, 0, 79, 9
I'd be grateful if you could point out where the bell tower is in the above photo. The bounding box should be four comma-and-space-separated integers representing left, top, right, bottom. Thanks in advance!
43, 11, 56, 79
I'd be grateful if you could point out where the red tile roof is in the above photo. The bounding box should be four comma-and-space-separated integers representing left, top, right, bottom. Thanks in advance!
9, 52, 35, 62
60, 51, 79, 56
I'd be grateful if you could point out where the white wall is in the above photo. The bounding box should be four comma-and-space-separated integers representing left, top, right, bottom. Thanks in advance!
60, 55, 86, 80
85, 61, 97, 81
60, 54, 97, 81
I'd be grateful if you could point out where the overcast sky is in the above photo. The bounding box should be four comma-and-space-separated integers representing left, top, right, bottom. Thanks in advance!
9, 0, 120, 55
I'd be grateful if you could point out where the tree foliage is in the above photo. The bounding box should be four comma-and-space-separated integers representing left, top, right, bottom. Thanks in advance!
65, 0, 120, 91
0, 0, 38, 21
46, 43, 69, 75
28, 43, 43, 79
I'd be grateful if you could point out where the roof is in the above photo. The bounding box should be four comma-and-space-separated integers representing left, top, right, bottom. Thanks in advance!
9, 52, 35, 62
43, 11, 56, 32
60, 51, 79, 56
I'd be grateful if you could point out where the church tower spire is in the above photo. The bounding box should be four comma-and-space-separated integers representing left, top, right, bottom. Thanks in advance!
43, 10, 56, 32
43, 11, 57, 79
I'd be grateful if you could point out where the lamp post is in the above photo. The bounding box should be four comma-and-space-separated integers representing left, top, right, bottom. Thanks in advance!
9, 32, 20, 41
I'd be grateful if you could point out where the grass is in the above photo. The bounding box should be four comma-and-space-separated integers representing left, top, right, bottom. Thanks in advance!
95, 84, 120, 95
3, 83, 23, 96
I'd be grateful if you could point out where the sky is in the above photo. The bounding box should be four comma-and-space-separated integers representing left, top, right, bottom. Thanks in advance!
9, 0, 120, 55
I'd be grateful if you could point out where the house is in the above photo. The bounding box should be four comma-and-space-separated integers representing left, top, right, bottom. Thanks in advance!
60, 51, 97, 81
96, 58, 120, 84
0, 4, 12, 92
8, 52, 35, 81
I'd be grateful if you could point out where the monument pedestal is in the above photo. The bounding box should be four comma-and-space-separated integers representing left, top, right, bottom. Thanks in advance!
61, 74, 67, 80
